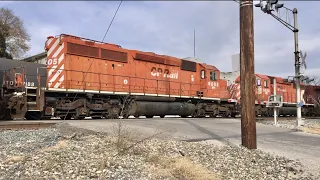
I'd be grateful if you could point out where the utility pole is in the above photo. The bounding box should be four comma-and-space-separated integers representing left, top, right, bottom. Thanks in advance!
293, 8, 303, 127
240, 0, 257, 149
254, 1, 305, 128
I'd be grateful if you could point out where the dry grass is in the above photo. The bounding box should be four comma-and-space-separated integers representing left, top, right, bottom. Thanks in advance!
3, 156, 25, 164
109, 116, 217, 179
147, 154, 220, 180
302, 125, 320, 135
112, 121, 142, 155
111, 121, 174, 155
109, 120, 219, 179
40, 140, 69, 152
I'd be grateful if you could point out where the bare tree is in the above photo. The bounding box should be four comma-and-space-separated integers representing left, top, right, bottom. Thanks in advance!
311, 76, 320, 86
0, 7, 30, 59
302, 76, 320, 86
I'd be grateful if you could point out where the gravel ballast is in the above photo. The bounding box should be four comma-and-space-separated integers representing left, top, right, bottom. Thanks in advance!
257, 118, 320, 131
0, 123, 318, 180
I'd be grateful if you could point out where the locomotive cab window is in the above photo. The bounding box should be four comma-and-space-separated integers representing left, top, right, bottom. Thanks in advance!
210, 71, 217, 81
257, 79, 261, 86
264, 80, 268, 88
200, 70, 205, 79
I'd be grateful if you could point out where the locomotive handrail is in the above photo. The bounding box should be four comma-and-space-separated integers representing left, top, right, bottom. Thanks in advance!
40, 67, 212, 98
36, 66, 237, 101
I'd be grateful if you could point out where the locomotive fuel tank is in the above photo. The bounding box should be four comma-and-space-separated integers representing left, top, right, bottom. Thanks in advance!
0, 58, 47, 88
133, 96, 176, 102
129, 101, 196, 117
278, 107, 296, 116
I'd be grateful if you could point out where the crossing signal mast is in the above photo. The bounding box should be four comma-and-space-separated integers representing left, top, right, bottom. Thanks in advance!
255, 0, 305, 128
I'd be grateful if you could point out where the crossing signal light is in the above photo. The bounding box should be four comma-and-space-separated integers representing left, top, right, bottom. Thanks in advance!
254, 0, 284, 14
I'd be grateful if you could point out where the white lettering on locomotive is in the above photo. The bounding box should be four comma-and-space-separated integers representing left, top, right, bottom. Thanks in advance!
47, 58, 58, 65
163, 72, 178, 79
208, 81, 219, 89
150, 67, 178, 79
277, 86, 287, 92
5, 81, 35, 87
263, 88, 270, 95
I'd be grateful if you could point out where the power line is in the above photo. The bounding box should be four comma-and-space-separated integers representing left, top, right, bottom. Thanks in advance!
62, 0, 123, 120
101, 0, 123, 42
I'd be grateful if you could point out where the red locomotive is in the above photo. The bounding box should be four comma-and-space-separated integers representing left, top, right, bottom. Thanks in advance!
230, 74, 317, 116
0, 34, 319, 120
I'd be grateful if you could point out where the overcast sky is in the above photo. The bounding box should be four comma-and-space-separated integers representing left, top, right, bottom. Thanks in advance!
1, 1, 319, 78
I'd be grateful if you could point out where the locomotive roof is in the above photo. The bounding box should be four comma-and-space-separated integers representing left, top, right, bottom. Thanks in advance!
52, 34, 220, 70
255, 74, 269, 79
201, 63, 219, 71
55, 34, 122, 48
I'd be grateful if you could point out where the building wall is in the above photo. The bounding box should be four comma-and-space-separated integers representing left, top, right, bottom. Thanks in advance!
21, 52, 47, 65
33, 57, 47, 64
221, 71, 240, 86
220, 53, 240, 86
231, 53, 240, 72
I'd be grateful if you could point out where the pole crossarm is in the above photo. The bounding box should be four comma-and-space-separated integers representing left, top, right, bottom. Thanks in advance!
270, 12, 297, 32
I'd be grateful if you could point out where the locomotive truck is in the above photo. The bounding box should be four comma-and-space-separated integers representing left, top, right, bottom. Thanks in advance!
0, 34, 319, 120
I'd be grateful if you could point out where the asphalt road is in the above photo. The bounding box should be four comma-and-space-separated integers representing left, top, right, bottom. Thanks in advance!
63, 117, 320, 173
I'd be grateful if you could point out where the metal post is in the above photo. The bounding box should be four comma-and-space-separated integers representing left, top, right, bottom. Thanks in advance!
240, 0, 257, 149
273, 78, 277, 126
293, 8, 304, 128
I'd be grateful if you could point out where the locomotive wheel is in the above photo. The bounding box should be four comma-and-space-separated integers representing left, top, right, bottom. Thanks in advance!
62, 113, 73, 120
0, 103, 12, 120
120, 106, 131, 119
91, 116, 101, 120
160, 115, 165, 118
25, 112, 41, 120
146, 115, 153, 118
107, 114, 119, 119
40, 116, 52, 120
193, 109, 206, 118
122, 114, 130, 119
75, 116, 86, 120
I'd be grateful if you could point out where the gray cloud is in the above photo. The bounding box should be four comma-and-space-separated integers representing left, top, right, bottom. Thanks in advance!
1, 1, 319, 77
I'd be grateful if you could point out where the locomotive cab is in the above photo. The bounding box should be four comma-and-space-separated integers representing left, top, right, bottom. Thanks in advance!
199, 63, 229, 99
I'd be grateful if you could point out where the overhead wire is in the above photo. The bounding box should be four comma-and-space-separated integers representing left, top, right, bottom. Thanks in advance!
62, 0, 123, 120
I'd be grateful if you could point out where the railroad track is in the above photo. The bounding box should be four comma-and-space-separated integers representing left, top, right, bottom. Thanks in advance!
0, 115, 319, 123
0, 122, 57, 130
256, 116, 320, 121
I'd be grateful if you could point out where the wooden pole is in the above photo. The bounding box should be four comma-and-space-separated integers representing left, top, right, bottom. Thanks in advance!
240, 0, 257, 149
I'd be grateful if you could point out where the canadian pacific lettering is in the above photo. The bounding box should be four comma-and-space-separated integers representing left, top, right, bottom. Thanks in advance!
150, 67, 178, 79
